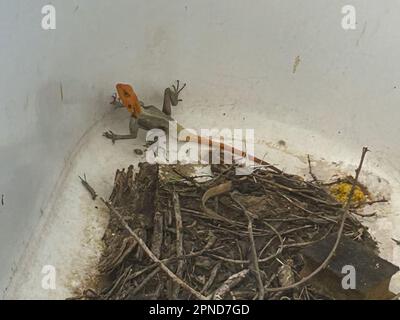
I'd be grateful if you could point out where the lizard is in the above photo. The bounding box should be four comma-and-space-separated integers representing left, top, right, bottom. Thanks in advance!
103, 80, 270, 166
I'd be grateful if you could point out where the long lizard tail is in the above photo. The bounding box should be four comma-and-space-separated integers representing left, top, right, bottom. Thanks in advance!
178, 133, 273, 167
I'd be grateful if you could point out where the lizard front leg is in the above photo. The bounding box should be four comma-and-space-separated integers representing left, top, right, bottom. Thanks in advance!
162, 80, 186, 116
103, 116, 139, 144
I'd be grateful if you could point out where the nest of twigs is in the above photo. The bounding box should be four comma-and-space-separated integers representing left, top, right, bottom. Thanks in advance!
73, 157, 377, 300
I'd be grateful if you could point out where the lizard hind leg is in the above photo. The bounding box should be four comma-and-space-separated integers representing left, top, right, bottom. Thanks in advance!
162, 80, 186, 115
171, 80, 186, 105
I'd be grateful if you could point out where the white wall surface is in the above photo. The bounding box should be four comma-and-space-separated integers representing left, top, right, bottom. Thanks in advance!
1, 0, 399, 297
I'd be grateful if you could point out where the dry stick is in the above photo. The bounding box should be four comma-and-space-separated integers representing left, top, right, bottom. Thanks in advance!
392, 238, 400, 245
307, 154, 319, 183
210, 232, 334, 266
258, 236, 277, 260
126, 243, 224, 288
171, 191, 184, 299
99, 236, 137, 274
263, 146, 370, 292
208, 254, 249, 264
262, 220, 284, 253
352, 198, 388, 209
129, 266, 161, 298
181, 207, 248, 229
209, 225, 317, 265
79, 174, 97, 200
276, 191, 338, 224
128, 264, 158, 281
103, 266, 132, 299
282, 225, 334, 249
201, 262, 222, 295
231, 193, 265, 300
140, 241, 222, 274
256, 220, 284, 261
260, 177, 340, 207
212, 269, 250, 300
150, 211, 163, 259
172, 168, 203, 189
100, 197, 208, 300
247, 217, 265, 300
152, 282, 164, 300
351, 210, 376, 218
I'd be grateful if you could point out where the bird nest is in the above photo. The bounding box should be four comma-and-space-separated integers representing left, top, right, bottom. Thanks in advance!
72, 149, 380, 300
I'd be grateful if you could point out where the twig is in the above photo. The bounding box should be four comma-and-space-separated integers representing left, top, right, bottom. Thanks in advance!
100, 197, 208, 300
201, 262, 221, 295
171, 191, 184, 299
276, 191, 338, 224
263, 146, 369, 292
152, 282, 164, 300
352, 198, 388, 209
247, 218, 265, 299
351, 210, 377, 218
99, 236, 137, 274
231, 193, 265, 300
260, 220, 284, 258
212, 269, 249, 300
172, 167, 203, 189
126, 241, 222, 285
79, 174, 97, 200
392, 238, 400, 245
129, 266, 161, 298
103, 266, 132, 299
150, 211, 163, 259
127, 264, 158, 282
143, 242, 222, 272
307, 155, 318, 183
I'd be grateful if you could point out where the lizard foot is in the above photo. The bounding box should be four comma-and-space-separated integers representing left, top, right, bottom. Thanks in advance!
110, 93, 118, 105
103, 130, 117, 144
172, 80, 186, 103
110, 93, 125, 109
103, 130, 138, 143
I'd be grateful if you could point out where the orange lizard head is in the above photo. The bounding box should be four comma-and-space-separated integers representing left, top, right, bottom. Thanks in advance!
116, 83, 142, 118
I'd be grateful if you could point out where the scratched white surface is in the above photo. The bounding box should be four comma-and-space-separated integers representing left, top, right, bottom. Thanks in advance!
1, 0, 400, 298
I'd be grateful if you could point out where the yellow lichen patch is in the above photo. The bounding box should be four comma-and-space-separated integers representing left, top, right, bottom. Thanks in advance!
329, 182, 367, 205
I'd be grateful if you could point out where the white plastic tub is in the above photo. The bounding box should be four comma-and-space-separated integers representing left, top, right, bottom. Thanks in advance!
1, 0, 399, 299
